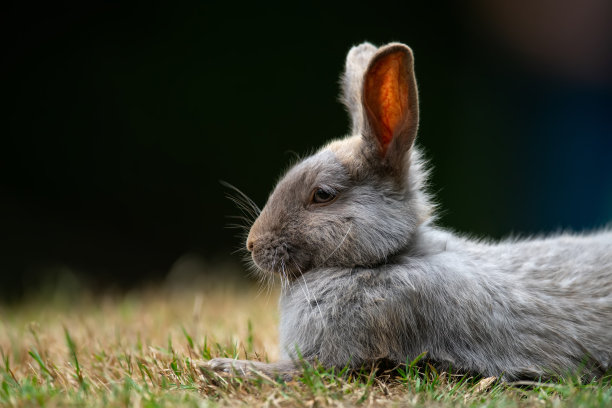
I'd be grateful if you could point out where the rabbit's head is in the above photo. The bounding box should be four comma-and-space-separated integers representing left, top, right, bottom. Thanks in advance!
246, 42, 433, 279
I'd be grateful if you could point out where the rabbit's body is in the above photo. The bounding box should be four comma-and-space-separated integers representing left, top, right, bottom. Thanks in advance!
206, 42, 612, 380
281, 223, 612, 380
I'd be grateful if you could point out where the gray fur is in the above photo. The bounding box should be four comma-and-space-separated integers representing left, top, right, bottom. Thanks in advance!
206, 42, 612, 381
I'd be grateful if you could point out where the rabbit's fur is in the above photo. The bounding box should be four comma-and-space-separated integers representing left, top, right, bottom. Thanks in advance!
207, 42, 612, 381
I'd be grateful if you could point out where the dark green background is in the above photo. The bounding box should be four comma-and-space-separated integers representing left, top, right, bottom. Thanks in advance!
2, 2, 611, 299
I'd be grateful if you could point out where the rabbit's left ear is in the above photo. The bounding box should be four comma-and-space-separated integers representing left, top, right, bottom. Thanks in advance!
361, 43, 418, 173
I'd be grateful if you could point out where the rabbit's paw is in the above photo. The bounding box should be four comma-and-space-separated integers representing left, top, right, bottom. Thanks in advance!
202, 358, 298, 381
204, 358, 252, 375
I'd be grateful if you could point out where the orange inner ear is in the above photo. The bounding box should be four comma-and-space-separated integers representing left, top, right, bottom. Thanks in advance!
366, 53, 409, 154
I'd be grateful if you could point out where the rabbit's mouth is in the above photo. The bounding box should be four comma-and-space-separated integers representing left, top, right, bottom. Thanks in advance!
250, 240, 310, 280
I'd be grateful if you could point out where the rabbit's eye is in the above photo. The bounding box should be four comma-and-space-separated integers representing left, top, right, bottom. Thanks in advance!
312, 188, 336, 204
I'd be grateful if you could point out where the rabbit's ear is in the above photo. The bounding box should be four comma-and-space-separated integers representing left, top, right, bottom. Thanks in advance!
362, 43, 418, 172
341, 42, 378, 135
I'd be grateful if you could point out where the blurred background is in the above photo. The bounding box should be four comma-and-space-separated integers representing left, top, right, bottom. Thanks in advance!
2, 1, 611, 301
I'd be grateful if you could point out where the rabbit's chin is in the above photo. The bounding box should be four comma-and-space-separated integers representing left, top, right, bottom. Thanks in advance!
251, 258, 304, 281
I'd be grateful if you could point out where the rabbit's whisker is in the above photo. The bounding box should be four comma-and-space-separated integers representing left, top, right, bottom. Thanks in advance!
321, 223, 352, 265
221, 181, 261, 219
291, 263, 313, 312
302, 276, 325, 328
291, 259, 325, 326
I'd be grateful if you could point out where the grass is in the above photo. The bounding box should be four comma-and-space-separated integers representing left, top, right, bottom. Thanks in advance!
1, 272, 611, 407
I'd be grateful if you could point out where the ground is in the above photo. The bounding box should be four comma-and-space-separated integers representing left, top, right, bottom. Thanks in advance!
1, 271, 611, 407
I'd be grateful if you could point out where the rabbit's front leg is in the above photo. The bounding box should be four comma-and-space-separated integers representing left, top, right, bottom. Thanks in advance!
202, 358, 298, 381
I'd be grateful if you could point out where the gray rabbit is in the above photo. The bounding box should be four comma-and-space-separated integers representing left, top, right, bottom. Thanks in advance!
207, 42, 612, 381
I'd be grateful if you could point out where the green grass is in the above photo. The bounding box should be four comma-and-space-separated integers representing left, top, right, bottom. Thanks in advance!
1, 276, 611, 407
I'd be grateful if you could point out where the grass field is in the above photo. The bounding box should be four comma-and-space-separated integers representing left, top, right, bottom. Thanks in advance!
1, 268, 611, 407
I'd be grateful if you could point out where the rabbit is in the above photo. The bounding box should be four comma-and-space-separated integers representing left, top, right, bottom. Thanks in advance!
205, 42, 612, 381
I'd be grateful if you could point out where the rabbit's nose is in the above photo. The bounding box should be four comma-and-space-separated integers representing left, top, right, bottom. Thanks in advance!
246, 220, 259, 252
